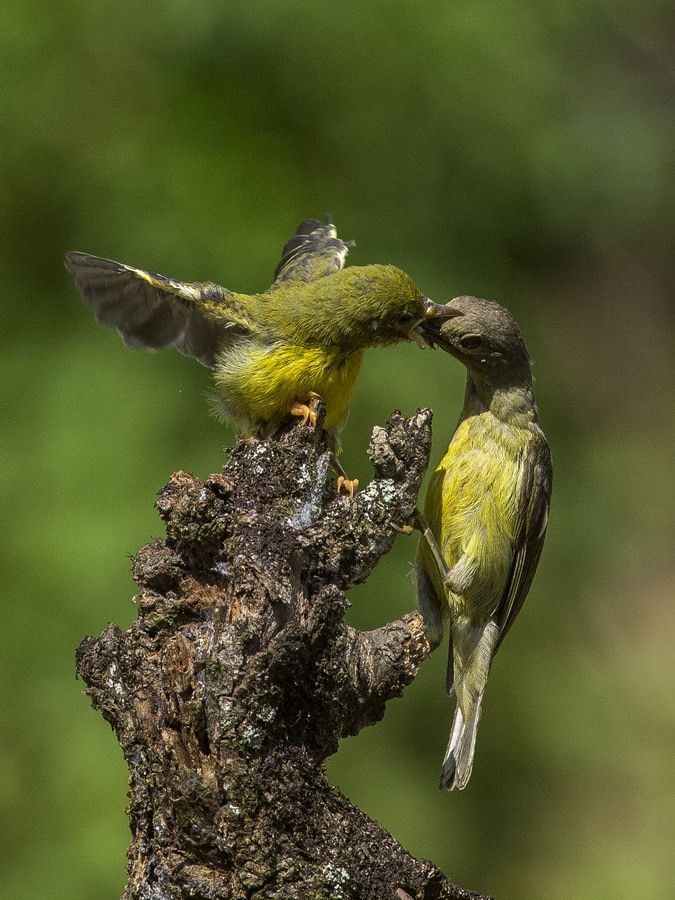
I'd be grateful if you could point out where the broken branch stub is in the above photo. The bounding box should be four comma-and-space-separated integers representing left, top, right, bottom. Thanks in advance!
76, 408, 490, 900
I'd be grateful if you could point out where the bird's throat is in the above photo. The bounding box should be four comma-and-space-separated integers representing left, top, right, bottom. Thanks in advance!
464, 373, 538, 427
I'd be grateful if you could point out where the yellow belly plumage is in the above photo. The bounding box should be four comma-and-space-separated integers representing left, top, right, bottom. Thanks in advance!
421, 412, 528, 621
212, 341, 363, 448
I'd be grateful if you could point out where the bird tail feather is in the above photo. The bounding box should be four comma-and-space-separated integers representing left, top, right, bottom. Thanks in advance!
439, 620, 500, 790
445, 632, 455, 696
439, 692, 484, 790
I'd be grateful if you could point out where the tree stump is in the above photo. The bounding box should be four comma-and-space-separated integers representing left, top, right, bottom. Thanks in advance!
76, 407, 490, 900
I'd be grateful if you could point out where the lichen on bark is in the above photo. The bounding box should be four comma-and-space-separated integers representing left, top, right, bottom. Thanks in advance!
76, 407, 491, 900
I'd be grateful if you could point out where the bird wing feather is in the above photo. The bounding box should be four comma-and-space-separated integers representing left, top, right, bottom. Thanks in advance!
65, 252, 247, 367
270, 217, 354, 285
493, 431, 552, 651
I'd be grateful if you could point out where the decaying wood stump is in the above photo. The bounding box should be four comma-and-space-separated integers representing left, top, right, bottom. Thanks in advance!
76, 407, 490, 900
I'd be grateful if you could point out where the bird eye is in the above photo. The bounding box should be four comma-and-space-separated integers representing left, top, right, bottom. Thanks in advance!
459, 334, 483, 350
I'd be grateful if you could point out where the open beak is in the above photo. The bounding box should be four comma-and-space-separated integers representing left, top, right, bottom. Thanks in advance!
410, 300, 463, 348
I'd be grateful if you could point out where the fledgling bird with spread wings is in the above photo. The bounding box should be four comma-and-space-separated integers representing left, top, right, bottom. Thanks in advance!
66, 219, 453, 483
416, 296, 552, 790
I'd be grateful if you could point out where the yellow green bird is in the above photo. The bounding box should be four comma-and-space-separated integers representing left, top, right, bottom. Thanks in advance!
415, 296, 552, 790
65, 218, 451, 485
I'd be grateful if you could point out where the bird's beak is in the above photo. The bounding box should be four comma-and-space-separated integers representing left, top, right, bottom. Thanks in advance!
423, 298, 463, 320
410, 300, 463, 348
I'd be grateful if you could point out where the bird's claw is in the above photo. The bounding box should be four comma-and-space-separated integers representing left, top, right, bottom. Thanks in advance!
290, 392, 323, 429
290, 401, 318, 428
391, 520, 414, 535
391, 509, 423, 535
336, 475, 359, 498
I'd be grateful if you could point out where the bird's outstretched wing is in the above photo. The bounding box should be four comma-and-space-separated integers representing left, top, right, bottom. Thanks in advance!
65, 252, 246, 367
494, 431, 552, 651
271, 217, 354, 285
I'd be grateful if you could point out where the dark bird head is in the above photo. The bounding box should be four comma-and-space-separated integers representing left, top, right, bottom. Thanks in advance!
420, 295, 533, 383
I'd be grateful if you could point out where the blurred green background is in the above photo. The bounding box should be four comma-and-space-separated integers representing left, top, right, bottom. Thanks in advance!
2, 2, 673, 898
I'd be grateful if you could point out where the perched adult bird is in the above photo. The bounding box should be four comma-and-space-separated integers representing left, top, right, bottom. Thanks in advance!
65, 219, 451, 483
415, 296, 552, 790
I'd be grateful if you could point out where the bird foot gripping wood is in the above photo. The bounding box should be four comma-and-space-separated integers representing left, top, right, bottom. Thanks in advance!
335, 475, 360, 498
290, 391, 323, 429
285, 396, 359, 496
392, 508, 454, 587
392, 520, 414, 535
391, 507, 424, 536
330, 452, 359, 497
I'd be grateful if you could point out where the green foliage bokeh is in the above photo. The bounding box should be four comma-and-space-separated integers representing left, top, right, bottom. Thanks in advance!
2, 2, 673, 898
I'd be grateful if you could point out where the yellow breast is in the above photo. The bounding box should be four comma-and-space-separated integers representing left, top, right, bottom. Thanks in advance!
421, 412, 530, 619
212, 341, 362, 447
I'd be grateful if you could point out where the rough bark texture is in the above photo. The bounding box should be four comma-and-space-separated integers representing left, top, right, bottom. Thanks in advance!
76, 407, 491, 900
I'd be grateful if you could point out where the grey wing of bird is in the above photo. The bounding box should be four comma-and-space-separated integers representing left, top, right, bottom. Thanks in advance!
65, 252, 247, 368
493, 431, 553, 652
270, 216, 354, 285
